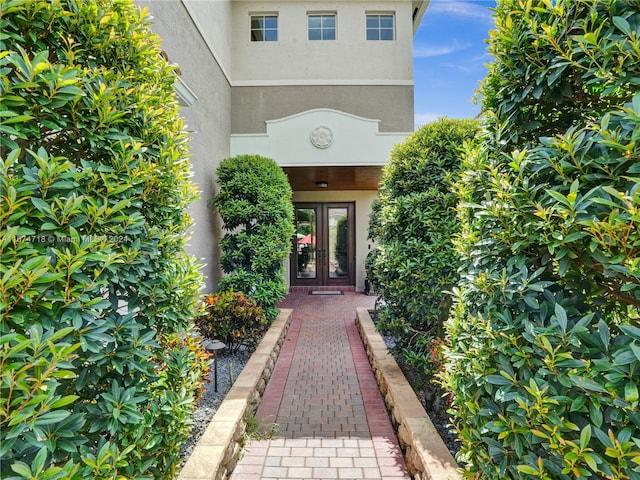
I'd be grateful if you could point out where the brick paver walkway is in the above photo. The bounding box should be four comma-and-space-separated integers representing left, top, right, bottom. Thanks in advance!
230, 291, 410, 480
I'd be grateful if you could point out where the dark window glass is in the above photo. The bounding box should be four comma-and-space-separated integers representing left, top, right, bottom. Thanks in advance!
251, 17, 263, 29
308, 28, 321, 40
309, 16, 321, 29
251, 15, 277, 42
380, 16, 394, 28
380, 28, 393, 40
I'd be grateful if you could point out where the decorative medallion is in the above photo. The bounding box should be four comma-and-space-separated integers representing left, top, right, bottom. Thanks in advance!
310, 126, 334, 149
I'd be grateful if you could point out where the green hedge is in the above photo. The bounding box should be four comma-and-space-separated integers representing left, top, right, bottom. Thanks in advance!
442, 1, 640, 478
0, 1, 208, 478
367, 118, 479, 345
212, 154, 294, 320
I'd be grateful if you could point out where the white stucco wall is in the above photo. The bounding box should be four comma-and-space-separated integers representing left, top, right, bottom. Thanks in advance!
182, 1, 234, 79
230, 0, 414, 85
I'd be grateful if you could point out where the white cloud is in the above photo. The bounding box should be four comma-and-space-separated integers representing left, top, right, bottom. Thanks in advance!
427, 0, 494, 23
441, 51, 491, 72
414, 39, 472, 58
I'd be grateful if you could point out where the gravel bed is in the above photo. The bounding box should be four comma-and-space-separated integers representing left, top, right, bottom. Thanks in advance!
392, 351, 461, 456
177, 347, 252, 469
374, 313, 461, 458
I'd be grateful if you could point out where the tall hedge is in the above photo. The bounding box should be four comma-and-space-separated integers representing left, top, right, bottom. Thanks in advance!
212, 154, 294, 320
366, 118, 479, 345
0, 1, 208, 478
442, 1, 640, 478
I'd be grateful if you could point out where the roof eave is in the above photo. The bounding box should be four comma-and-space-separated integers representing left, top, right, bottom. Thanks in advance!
412, 0, 430, 35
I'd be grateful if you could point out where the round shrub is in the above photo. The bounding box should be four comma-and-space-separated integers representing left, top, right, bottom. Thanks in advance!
0, 1, 207, 478
366, 118, 479, 346
442, 1, 640, 478
212, 154, 294, 320
196, 290, 267, 353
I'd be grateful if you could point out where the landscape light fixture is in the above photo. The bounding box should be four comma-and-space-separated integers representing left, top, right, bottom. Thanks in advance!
316, 181, 328, 188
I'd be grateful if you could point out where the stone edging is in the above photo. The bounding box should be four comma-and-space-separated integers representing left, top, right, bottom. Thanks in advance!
178, 309, 293, 480
355, 308, 461, 480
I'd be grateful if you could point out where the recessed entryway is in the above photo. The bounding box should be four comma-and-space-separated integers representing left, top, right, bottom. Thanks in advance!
292, 202, 355, 287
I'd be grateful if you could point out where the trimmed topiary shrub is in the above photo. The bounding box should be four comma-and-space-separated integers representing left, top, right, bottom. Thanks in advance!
0, 1, 208, 478
366, 118, 479, 348
212, 154, 294, 320
442, 1, 640, 478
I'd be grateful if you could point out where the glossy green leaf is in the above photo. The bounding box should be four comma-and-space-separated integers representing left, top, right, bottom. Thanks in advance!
624, 381, 639, 403
580, 424, 592, 450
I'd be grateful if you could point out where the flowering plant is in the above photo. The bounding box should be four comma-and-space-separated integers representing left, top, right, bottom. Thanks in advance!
196, 290, 267, 353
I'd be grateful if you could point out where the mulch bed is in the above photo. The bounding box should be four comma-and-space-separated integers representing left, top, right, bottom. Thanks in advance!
392, 354, 460, 457
369, 310, 461, 458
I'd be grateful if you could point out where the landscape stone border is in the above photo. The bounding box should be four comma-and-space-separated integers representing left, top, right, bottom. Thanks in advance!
355, 308, 462, 480
178, 309, 293, 480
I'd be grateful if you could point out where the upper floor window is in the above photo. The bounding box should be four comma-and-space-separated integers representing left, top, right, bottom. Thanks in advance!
251, 15, 278, 41
366, 14, 394, 40
308, 13, 336, 40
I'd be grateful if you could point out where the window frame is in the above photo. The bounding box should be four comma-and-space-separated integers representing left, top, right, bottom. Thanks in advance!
307, 12, 337, 41
365, 13, 395, 41
250, 13, 278, 42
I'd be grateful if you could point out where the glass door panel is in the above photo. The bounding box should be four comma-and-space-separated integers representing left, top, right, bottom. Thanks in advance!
328, 207, 349, 279
295, 207, 317, 280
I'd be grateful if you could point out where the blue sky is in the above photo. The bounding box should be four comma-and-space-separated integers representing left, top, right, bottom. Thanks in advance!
413, 0, 496, 126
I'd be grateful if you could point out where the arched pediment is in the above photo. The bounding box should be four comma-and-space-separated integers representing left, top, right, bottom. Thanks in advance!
230, 109, 410, 167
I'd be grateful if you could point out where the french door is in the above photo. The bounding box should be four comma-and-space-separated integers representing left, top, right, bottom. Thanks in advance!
292, 203, 355, 287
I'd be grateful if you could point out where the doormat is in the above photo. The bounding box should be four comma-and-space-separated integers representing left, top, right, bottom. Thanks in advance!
309, 290, 344, 295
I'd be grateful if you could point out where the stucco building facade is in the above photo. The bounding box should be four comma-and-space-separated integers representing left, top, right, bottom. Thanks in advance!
138, 0, 428, 292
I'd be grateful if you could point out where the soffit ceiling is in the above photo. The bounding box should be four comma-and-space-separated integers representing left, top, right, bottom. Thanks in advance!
283, 166, 383, 191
